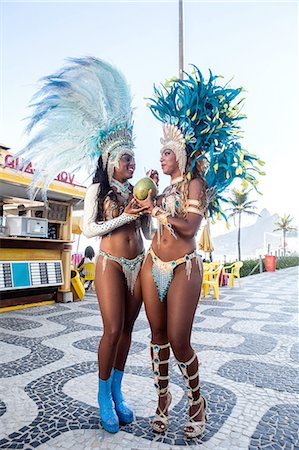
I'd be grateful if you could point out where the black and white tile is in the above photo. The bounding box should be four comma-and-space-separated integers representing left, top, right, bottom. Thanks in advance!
0, 266, 298, 449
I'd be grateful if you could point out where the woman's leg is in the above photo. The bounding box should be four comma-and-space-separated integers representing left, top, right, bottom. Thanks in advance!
113, 275, 143, 371
111, 273, 143, 424
141, 255, 170, 431
95, 256, 126, 380
94, 256, 127, 433
141, 255, 168, 343
167, 259, 206, 435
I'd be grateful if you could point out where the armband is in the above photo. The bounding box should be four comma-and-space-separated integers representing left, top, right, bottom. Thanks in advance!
185, 199, 206, 217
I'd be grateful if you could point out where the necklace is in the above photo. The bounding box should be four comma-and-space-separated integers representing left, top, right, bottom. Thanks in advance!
111, 178, 131, 200
171, 176, 184, 185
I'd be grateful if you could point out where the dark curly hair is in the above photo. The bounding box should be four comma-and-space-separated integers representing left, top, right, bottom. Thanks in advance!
92, 157, 117, 222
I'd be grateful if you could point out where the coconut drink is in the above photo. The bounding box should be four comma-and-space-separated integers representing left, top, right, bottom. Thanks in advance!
133, 177, 157, 200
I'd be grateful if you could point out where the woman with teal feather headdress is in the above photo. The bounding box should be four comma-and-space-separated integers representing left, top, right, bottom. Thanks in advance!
136, 66, 264, 438
16, 57, 153, 434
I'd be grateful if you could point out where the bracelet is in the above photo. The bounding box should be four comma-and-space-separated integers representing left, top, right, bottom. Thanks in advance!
151, 206, 170, 225
123, 212, 140, 220
158, 213, 169, 225
151, 206, 160, 218
151, 206, 168, 219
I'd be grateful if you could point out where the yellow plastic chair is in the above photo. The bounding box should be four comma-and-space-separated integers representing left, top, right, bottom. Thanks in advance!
203, 262, 211, 271
71, 269, 85, 301
224, 261, 243, 288
199, 264, 209, 300
80, 262, 96, 291
201, 265, 223, 300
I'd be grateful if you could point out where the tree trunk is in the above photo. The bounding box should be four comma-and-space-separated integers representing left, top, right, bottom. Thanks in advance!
283, 229, 286, 256
238, 212, 241, 261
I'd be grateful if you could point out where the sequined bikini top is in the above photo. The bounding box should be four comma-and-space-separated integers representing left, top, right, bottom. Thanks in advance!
103, 190, 126, 220
101, 179, 131, 220
102, 187, 142, 229
161, 176, 187, 217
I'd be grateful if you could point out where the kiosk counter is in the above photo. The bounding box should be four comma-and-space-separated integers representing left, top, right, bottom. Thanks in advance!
0, 146, 86, 310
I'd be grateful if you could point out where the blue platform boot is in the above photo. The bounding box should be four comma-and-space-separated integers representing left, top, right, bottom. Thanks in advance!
98, 370, 119, 433
111, 369, 134, 424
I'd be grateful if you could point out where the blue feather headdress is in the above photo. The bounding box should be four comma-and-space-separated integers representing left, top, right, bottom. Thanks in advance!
16, 57, 134, 197
147, 66, 265, 220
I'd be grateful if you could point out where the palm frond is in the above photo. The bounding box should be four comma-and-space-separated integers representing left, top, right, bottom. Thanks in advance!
243, 210, 260, 217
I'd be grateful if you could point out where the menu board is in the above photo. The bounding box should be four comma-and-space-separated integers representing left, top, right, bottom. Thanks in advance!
0, 260, 63, 291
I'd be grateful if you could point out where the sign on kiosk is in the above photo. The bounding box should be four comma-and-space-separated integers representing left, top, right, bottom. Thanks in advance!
1, 151, 79, 186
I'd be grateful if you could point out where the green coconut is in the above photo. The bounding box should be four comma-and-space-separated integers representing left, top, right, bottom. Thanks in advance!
133, 177, 157, 200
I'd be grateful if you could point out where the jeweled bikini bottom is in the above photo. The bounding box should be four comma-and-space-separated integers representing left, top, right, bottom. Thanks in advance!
98, 250, 145, 295
149, 248, 201, 302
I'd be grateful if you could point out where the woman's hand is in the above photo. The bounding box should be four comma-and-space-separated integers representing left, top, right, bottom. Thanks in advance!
124, 198, 147, 216
134, 190, 154, 214
146, 169, 159, 187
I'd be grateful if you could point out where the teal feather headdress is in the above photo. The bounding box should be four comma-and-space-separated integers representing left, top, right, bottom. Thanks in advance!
16, 57, 134, 197
147, 66, 265, 220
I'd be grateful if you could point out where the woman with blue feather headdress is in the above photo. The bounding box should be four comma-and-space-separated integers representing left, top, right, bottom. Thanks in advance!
17, 57, 153, 434
135, 66, 264, 438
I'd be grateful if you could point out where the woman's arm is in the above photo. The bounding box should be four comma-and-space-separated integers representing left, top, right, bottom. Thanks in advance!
82, 184, 144, 239
135, 179, 206, 240
165, 178, 206, 239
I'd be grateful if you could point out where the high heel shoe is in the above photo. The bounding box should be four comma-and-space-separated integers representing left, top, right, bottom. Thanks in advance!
98, 371, 119, 433
184, 395, 207, 438
111, 368, 134, 424
152, 391, 172, 433
177, 352, 207, 438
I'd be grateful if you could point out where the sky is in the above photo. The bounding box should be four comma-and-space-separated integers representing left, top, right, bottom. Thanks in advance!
0, 0, 298, 242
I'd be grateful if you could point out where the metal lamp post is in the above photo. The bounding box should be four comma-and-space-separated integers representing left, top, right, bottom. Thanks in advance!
179, 0, 184, 79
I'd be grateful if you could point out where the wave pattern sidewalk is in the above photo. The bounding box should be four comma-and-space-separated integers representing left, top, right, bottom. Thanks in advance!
0, 267, 298, 450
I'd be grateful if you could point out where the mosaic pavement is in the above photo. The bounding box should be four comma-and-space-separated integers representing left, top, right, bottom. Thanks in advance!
0, 266, 298, 450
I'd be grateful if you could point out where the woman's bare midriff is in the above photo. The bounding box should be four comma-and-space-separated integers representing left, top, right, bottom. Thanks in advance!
151, 229, 196, 261
100, 222, 144, 259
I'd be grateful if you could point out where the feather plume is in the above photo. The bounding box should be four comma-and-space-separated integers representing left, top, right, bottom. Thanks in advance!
147, 66, 265, 220
15, 57, 133, 198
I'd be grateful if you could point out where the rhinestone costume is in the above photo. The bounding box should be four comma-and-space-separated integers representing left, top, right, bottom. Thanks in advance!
98, 250, 145, 294
149, 248, 201, 302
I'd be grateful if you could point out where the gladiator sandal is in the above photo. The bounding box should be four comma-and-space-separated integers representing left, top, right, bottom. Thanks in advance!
151, 342, 172, 433
177, 352, 207, 439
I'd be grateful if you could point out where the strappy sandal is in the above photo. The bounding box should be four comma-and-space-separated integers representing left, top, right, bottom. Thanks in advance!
152, 391, 172, 433
184, 395, 207, 438
151, 342, 171, 433
177, 352, 208, 438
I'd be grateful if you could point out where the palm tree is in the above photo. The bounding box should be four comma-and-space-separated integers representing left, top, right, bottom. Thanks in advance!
226, 188, 260, 261
273, 214, 297, 256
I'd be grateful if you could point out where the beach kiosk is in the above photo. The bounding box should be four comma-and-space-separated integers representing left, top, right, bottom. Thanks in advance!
0, 145, 86, 309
